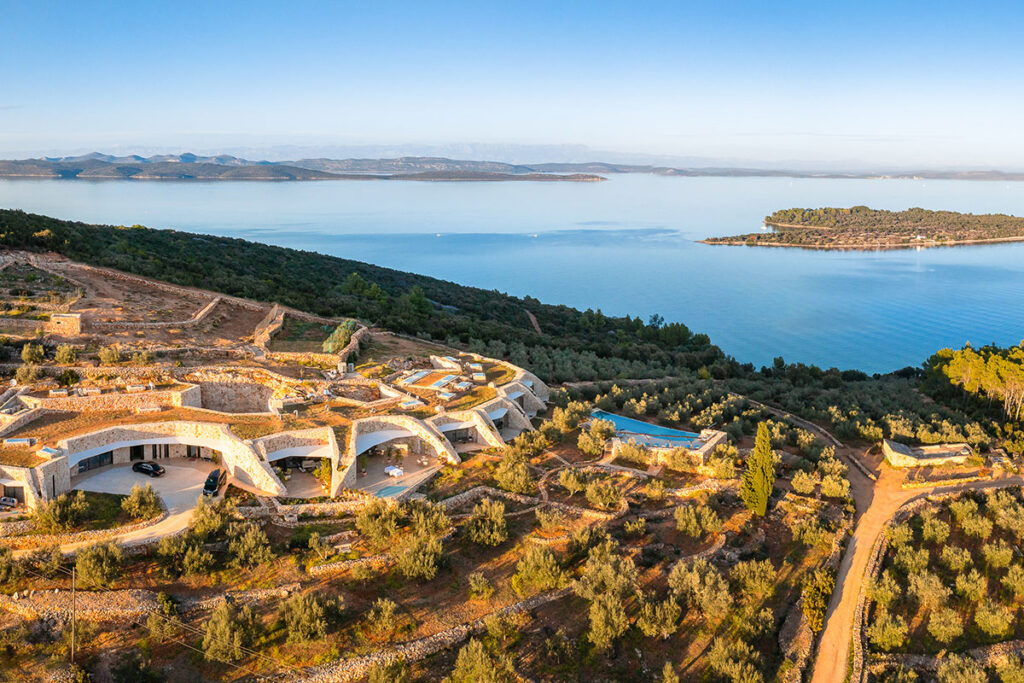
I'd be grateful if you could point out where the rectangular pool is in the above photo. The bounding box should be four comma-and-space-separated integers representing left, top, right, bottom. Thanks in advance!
591, 409, 702, 449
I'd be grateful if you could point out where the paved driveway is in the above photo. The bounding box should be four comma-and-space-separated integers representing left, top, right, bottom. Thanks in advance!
64, 461, 219, 551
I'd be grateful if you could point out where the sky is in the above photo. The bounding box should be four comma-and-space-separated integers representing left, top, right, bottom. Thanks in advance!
3, 0, 1024, 168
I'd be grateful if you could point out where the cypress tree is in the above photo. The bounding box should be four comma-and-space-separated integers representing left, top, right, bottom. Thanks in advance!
741, 423, 775, 516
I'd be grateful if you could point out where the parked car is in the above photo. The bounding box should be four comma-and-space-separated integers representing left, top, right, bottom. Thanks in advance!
203, 468, 227, 497
0, 497, 17, 509
131, 461, 166, 477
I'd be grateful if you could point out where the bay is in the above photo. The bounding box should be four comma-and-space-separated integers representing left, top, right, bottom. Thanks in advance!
2, 174, 1023, 373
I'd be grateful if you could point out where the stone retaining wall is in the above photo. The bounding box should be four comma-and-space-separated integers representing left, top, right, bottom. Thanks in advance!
0, 588, 158, 623
88, 296, 222, 332
295, 587, 573, 682
21, 384, 200, 412
0, 511, 166, 550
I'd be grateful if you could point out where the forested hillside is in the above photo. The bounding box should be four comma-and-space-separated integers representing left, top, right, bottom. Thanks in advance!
703, 206, 1024, 249
0, 209, 721, 382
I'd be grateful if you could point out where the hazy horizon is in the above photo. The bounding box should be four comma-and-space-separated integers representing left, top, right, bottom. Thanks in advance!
5, 1, 1024, 168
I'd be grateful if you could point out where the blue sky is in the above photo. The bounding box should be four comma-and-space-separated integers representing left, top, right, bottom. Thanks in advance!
2, 0, 1023, 167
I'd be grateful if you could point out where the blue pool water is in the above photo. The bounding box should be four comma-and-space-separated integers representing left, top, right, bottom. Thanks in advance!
591, 409, 701, 448
376, 485, 407, 498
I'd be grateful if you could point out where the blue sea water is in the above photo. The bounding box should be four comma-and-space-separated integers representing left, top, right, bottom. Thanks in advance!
2, 174, 1024, 373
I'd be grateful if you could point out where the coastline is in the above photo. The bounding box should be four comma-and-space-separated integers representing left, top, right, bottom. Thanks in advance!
699, 233, 1024, 251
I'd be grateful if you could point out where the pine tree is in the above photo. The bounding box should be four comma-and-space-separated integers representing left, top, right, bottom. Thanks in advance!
741, 423, 775, 516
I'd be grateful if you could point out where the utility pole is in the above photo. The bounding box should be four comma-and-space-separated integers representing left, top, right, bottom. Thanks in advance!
70, 565, 76, 666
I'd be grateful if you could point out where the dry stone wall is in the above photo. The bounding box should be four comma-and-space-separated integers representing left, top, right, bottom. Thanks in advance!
20, 384, 200, 412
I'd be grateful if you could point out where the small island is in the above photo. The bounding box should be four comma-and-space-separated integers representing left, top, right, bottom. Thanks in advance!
702, 206, 1024, 249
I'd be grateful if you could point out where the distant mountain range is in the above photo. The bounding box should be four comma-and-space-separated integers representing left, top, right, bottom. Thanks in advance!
2, 152, 1024, 182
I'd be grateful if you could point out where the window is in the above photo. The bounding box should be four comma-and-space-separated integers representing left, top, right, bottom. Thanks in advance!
130, 445, 145, 461
77, 451, 113, 474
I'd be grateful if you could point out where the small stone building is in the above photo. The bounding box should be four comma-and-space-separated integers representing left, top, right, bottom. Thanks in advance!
881, 439, 972, 468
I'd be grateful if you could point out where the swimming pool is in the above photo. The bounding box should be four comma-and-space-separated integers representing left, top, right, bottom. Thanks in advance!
376, 485, 407, 498
591, 409, 702, 449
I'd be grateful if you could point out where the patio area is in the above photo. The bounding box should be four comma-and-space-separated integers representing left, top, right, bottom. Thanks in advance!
358, 451, 441, 498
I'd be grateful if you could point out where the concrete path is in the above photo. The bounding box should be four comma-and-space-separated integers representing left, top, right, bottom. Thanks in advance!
65, 461, 217, 552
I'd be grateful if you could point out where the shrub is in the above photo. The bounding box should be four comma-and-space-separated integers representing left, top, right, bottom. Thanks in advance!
995, 656, 1024, 683
227, 521, 274, 568
97, 345, 121, 365
949, 498, 979, 524
955, 569, 987, 602
131, 350, 154, 365
866, 609, 908, 651
54, 344, 77, 364
941, 545, 973, 573
202, 601, 259, 663
791, 470, 818, 495
893, 545, 929, 575
189, 496, 232, 540
464, 498, 508, 546
75, 542, 123, 588
636, 596, 681, 639
707, 637, 762, 683
961, 514, 994, 541
32, 490, 88, 533
975, 599, 1014, 638
585, 478, 622, 511
281, 592, 338, 643
921, 512, 950, 545
355, 499, 400, 550
534, 507, 564, 531
869, 570, 902, 610
668, 557, 732, 619
365, 598, 398, 640
732, 559, 777, 603
444, 638, 512, 683
573, 540, 638, 651
147, 593, 181, 643
615, 440, 650, 465
928, 607, 963, 644
512, 545, 566, 595
20, 343, 43, 364
468, 571, 493, 600
820, 474, 850, 499
937, 655, 986, 683
624, 518, 647, 537
1003, 563, 1024, 600
908, 571, 950, 612
121, 484, 161, 520
675, 503, 720, 539
15, 364, 38, 384
644, 478, 666, 502
983, 539, 1014, 570
394, 529, 443, 581
26, 544, 63, 578
802, 569, 834, 634
558, 469, 587, 497
0, 547, 22, 585
493, 454, 534, 494
368, 660, 410, 683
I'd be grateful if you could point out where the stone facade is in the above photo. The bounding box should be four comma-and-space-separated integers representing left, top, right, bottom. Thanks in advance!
58, 421, 286, 496
47, 313, 82, 336
881, 438, 972, 468
20, 383, 201, 412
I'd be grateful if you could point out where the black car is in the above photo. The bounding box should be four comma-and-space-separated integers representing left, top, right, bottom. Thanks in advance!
131, 461, 165, 477
203, 468, 227, 497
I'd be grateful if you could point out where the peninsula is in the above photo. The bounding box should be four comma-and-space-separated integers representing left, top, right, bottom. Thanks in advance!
701, 206, 1024, 249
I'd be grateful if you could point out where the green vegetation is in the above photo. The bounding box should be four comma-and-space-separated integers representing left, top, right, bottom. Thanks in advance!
741, 423, 775, 516
704, 206, 1024, 249
0, 209, 720, 384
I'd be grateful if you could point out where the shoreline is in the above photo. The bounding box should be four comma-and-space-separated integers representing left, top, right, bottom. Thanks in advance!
699, 233, 1024, 251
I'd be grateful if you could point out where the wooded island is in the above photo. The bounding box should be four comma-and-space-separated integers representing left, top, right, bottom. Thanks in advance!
702, 206, 1024, 249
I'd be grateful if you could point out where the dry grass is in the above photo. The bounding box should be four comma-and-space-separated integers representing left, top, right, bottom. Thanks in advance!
446, 386, 497, 411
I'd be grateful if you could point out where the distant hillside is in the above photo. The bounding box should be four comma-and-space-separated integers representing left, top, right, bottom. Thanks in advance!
9, 152, 1024, 182
0, 159, 338, 180
0, 156, 603, 182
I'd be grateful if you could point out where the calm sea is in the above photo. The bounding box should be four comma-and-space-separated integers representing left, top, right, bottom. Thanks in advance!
2, 174, 1023, 374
